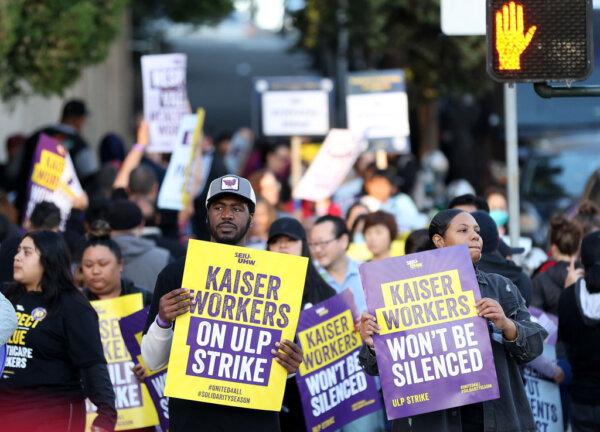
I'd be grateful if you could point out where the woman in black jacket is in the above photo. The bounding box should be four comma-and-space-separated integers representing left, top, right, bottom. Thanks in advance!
0, 231, 116, 432
358, 209, 547, 432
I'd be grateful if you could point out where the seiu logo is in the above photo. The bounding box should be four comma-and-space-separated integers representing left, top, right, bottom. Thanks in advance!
406, 259, 422, 269
315, 307, 329, 317
235, 252, 255, 265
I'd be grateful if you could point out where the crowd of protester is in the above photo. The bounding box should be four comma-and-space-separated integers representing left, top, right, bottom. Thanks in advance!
0, 99, 599, 432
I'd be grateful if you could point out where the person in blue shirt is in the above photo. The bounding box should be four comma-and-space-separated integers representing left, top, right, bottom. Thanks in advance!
308, 215, 367, 315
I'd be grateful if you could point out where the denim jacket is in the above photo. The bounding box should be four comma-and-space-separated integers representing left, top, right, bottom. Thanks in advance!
359, 269, 548, 432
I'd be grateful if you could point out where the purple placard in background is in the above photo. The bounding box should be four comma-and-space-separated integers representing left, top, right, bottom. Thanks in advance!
296, 290, 382, 432
360, 245, 499, 420
184, 317, 279, 385
528, 306, 558, 346
120, 307, 169, 432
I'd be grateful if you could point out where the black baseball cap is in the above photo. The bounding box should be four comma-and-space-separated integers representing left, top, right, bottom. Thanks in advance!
267, 217, 306, 243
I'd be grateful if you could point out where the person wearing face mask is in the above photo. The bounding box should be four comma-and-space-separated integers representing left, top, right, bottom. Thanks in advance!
485, 189, 509, 235
358, 209, 547, 432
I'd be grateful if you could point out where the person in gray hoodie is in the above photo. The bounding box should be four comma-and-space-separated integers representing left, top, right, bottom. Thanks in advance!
559, 230, 600, 432
107, 199, 170, 292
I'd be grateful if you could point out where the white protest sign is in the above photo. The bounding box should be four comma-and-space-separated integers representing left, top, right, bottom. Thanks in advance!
157, 109, 205, 211
142, 54, 191, 153
524, 345, 563, 432
346, 70, 411, 153
441, 0, 485, 36
293, 129, 365, 201
255, 77, 333, 137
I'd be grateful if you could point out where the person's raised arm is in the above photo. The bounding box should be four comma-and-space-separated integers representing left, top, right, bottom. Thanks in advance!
113, 120, 149, 189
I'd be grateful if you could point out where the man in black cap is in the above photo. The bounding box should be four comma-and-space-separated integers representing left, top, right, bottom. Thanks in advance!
141, 175, 303, 432
108, 199, 170, 292
472, 210, 533, 306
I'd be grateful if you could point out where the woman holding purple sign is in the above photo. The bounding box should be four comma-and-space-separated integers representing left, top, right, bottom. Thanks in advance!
358, 209, 547, 432
0, 231, 116, 432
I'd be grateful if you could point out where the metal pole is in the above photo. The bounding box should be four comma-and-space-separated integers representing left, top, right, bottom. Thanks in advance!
336, 0, 349, 127
504, 83, 520, 248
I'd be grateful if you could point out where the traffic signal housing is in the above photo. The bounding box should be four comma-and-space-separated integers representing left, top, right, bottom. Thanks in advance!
487, 0, 593, 83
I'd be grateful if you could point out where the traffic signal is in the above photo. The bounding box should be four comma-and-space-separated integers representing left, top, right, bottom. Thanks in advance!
486, 0, 593, 83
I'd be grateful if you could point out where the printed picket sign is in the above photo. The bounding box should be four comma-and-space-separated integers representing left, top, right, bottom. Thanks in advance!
142, 53, 191, 153
87, 294, 159, 430
360, 245, 499, 420
24, 133, 83, 229
296, 290, 382, 432
119, 307, 168, 432
165, 240, 307, 411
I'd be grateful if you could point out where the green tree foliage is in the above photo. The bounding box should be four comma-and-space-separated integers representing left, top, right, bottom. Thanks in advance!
0, 0, 128, 101
293, 0, 490, 104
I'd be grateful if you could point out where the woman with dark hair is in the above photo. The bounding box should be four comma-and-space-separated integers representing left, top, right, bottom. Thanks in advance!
0, 231, 116, 431
559, 230, 600, 432
532, 215, 583, 315
81, 233, 152, 306
267, 217, 336, 432
363, 210, 398, 261
358, 209, 547, 432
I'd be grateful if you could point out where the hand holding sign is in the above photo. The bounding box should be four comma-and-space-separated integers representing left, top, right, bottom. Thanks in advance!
359, 313, 380, 349
159, 288, 195, 323
272, 339, 303, 373
476, 297, 517, 341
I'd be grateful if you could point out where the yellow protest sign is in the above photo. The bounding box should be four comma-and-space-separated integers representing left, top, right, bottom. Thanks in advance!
87, 294, 159, 430
165, 240, 308, 411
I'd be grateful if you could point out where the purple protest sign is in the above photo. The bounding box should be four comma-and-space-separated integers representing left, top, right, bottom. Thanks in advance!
360, 245, 499, 420
0, 345, 5, 376
296, 289, 382, 431
120, 307, 169, 432
24, 133, 83, 229
528, 306, 558, 346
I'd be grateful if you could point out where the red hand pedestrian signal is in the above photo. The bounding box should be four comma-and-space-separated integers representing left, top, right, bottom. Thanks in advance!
495, 1, 536, 71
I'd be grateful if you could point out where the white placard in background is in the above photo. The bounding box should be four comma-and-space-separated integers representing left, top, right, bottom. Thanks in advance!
293, 129, 365, 201
262, 91, 330, 137
141, 54, 191, 153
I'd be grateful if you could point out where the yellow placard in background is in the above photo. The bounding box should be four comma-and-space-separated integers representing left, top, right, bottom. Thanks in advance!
87, 294, 159, 430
